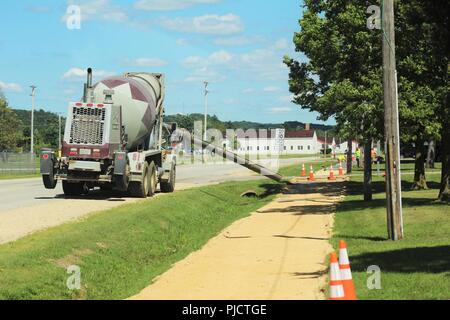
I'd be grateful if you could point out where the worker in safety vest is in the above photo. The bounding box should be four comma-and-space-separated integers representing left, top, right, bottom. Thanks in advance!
355, 147, 361, 168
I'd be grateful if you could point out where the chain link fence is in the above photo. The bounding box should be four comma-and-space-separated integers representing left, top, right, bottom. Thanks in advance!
0, 152, 38, 176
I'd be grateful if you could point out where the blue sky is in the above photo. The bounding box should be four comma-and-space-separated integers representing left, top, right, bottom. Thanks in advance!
0, 0, 334, 124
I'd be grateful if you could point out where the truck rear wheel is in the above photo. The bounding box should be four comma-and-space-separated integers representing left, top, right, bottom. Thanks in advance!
160, 165, 176, 193
62, 181, 86, 196
129, 162, 150, 198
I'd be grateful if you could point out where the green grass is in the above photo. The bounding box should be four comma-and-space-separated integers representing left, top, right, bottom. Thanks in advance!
351, 160, 442, 174
278, 160, 338, 177
0, 180, 282, 300
0, 173, 40, 180
332, 173, 450, 300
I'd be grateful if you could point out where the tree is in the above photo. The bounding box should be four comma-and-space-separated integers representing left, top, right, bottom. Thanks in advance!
284, 0, 384, 201
396, 1, 443, 190
397, 0, 448, 200
0, 91, 23, 152
285, 0, 448, 201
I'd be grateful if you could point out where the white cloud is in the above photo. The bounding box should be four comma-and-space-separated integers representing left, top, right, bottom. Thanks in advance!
213, 35, 264, 46
159, 14, 244, 35
182, 50, 233, 68
0, 81, 23, 93
242, 88, 254, 94
274, 38, 289, 50
176, 38, 188, 46
180, 45, 288, 84
124, 58, 168, 67
62, 0, 128, 24
263, 86, 282, 93
209, 50, 233, 64
237, 48, 287, 81
62, 67, 114, 80
279, 94, 294, 102
134, 0, 220, 11
268, 107, 292, 114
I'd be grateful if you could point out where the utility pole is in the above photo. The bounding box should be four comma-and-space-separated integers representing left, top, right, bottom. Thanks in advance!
382, 0, 403, 240
58, 113, 62, 157
203, 81, 209, 141
30, 85, 37, 155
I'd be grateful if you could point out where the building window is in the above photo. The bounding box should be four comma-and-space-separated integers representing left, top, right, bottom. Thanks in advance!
290, 146, 294, 151
247, 146, 250, 151
284, 146, 286, 151
257, 146, 260, 151
301, 146, 304, 150
297, 146, 301, 150
307, 145, 311, 150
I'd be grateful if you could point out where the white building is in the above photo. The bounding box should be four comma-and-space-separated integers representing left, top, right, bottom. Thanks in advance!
234, 128, 358, 156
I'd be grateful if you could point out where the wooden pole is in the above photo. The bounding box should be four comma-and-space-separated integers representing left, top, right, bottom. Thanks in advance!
382, 0, 403, 240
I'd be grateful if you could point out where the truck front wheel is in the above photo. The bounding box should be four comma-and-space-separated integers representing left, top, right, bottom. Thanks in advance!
160, 165, 176, 193
62, 181, 86, 196
147, 161, 157, 197
129, 162, 150, 198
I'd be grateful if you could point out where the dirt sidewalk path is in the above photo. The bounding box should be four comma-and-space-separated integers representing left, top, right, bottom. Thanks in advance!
131, 179, 346, 300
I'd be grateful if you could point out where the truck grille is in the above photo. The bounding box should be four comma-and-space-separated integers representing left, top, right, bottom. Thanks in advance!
69, 106, 106, 145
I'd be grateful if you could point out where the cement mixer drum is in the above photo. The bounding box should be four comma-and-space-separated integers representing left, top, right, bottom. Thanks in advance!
92, 73, 165, 151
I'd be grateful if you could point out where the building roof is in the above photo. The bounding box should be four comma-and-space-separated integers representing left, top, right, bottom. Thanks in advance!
285, 130, 315, 138
235, 130, 275, 139
317, 137, 334, 144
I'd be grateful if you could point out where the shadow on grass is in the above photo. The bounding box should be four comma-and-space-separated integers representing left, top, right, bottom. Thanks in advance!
338, 179, 444, 213
257, 204, 336, 215
337, 235, 387, 242
337, 197, 441, 213
257, 183, 286, 199
351, 245, 450, 274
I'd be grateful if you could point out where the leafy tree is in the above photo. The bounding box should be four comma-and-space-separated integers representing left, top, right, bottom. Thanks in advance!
396, 1, 443, 190
285, 0, 448, 200
284, 0, 384, 201
0, 91, 23, 152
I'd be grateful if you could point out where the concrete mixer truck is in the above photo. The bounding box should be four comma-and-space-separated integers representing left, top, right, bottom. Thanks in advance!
40, 68, 177, 197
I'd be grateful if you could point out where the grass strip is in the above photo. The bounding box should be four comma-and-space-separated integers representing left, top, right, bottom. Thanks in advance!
332, 172, 450, 300
0, 179, 282, 300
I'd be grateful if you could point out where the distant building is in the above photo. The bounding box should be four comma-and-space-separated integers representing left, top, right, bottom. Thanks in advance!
234, 126, 358, 155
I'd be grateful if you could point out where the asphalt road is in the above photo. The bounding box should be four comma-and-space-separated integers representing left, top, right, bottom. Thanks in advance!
0, 157, 315, 244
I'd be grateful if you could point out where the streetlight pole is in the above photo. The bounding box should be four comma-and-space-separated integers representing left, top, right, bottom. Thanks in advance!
30, 85, 37, 155
58, 113, 62, 157
203, 81, 209, 141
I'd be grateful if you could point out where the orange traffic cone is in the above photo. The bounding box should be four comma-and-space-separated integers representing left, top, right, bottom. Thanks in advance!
338, 161, 344, 176
301, 163, 306, 177
328, 164, 336, 181
307, 165, 315, 181
329, 252, 345, 300
339, 240, 357, 300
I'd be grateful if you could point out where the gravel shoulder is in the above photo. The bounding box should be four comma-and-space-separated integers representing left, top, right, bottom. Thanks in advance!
131, 175, 346, 300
